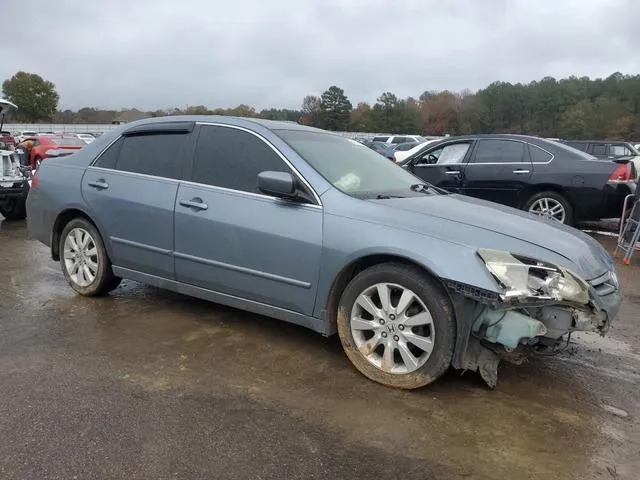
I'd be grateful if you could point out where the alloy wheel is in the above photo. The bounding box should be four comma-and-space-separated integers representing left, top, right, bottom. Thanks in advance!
63, 227, 99, 287
528, 197, 566, 223
350, 283, 435, 374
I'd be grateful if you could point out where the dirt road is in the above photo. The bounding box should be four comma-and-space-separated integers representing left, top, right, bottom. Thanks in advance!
1, 220, 638, 479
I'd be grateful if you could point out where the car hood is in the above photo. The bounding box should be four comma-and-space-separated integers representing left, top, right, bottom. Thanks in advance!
370, 193, 613, 280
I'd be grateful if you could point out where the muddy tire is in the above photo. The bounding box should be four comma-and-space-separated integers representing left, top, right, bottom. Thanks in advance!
59, 218, 121, 296
336, 263, 455, 389
0, 197, 27, 221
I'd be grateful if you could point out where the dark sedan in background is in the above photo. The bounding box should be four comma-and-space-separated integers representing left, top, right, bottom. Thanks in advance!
398, 134, 636, 225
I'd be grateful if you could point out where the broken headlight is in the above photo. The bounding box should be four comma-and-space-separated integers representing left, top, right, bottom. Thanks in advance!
477, 248, 589, 304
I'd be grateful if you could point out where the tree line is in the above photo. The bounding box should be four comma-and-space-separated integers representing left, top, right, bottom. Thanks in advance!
3, 71, 640, 140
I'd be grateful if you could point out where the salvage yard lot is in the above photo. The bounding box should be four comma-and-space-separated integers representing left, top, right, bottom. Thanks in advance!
1, 220, 639, 480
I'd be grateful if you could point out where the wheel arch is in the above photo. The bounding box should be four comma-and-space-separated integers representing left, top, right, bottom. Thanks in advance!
322, 253, 454, 337
51, 208, 108, 261
519, 183, 576, 212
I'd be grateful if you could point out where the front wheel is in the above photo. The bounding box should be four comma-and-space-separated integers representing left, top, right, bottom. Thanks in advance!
59, 218, 121, 296
523, 191, 573, 225
336, 263, 456, 389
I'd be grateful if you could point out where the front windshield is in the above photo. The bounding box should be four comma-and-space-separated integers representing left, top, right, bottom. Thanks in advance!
276, 129, 428, 197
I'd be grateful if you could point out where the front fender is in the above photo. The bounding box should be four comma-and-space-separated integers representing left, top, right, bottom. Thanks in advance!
313, 212, 500, 322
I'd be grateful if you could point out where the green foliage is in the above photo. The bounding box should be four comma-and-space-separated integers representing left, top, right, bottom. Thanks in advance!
469, 73, 640, 139
2, 71, 59, 122
320, 86, 352, 130
6, 71, 640, 141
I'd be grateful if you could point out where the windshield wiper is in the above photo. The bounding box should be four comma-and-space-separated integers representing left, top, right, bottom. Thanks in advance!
376, 194, 406, 199
410, 183, 447, 195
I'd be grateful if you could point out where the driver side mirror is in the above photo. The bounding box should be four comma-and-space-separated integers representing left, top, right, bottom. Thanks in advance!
257, 171, 296, 199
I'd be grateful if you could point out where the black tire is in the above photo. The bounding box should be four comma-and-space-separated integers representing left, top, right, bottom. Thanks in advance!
0, 197, 27, 221
523, 190, 574, 226
59, 217, 121, 296
336, 263, 455, 389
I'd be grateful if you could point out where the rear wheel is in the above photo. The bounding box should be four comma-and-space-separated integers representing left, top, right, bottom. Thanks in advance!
0, 197, 27, 221
59, 218, 121, 296
336, 263, 455, 389
523, 191, 573, 225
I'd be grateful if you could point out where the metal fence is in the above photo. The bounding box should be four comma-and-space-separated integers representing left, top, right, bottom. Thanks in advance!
2, 123, 118, 134
2, 123, 439, 139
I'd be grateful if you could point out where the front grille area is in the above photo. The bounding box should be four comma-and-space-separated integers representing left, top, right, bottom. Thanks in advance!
589, 270, 619, 296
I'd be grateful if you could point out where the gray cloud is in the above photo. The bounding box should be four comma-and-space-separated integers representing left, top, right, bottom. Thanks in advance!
2, 0, 638, 111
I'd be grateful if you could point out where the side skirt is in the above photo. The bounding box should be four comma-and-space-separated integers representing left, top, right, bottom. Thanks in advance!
112, 266, 325, 334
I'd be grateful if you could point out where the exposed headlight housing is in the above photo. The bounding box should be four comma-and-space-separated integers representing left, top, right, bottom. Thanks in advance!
477, 248, 589, 304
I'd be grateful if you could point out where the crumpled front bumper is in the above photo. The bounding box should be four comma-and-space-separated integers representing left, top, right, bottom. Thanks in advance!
585, 269, 622, 333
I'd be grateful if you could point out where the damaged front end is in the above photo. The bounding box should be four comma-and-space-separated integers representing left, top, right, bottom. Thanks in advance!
448, 248, 621, 388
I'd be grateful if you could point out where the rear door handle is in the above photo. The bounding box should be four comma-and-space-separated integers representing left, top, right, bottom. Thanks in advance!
445, 170, 461, 175
512, 169, 530, 174
179, 198, 208, 211
87, 179, 109, 190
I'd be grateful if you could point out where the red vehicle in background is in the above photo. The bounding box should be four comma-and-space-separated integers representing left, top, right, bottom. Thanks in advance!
22, 134, 86, 169
0, 130, 15, 148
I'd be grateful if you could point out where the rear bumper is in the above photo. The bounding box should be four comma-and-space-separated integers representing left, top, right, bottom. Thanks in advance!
0, 181, 29, 199
598, 182, 635, 219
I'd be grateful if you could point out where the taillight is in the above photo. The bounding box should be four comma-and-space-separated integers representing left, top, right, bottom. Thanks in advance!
30, 169, 39, 189
609, 163, 632, 183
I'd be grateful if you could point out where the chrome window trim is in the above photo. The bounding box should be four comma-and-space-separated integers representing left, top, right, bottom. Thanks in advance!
196, 121, 323, 207
415, 140, 555, 166
180, 179, 322, 210
87, 165, 181, 184
87, 123, 324, 208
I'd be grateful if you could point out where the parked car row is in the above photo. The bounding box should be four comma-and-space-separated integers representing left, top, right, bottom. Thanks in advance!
15, 134, 86, 169
0, 100, 31, 220
396, 134, 636, 226
11, 131, 102, 145
561, 139, 640, 177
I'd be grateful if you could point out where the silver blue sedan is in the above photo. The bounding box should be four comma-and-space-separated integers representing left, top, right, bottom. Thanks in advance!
26, 116, 622, 388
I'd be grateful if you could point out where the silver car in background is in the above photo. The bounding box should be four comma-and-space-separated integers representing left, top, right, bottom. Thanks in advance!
26, 116, 622, 388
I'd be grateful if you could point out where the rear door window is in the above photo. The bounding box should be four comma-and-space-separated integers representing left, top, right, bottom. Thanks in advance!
114, 133, 188, 179
372, 136, 389, 142
471, 139, 525, 163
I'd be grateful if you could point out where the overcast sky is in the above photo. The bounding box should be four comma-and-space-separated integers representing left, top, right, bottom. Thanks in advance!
3, 0, 639, 111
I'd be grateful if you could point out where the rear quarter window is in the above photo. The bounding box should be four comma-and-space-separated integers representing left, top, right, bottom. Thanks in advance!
528, 144, 553, 163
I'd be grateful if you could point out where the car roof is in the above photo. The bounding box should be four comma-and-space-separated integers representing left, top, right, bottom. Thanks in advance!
564, 139, 630, 144
118, 115, 327, 135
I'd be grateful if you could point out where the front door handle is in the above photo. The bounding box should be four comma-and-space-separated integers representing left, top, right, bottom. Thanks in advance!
179, 198, 208, 211
87, 179, 109, 190
512, 169, 531, 174
445, 170, 461, 175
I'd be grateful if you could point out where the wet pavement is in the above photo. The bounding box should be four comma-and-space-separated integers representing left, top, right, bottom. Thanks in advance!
0, 219, 638, 480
